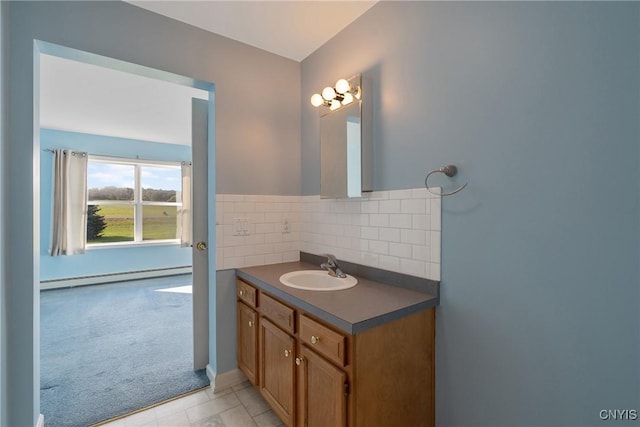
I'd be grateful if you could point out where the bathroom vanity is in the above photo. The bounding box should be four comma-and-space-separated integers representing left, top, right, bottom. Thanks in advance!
235, 258, 438, 427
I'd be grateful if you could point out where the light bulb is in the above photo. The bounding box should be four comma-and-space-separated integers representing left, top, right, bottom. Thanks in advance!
341, 92, 354, 105
322, 86, 336, 101
330, 99, 341, 110
310, 93, 324, 107
335, 79, 350, 94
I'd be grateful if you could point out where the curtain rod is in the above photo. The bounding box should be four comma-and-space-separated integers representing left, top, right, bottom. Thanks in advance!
42, 149, 190, 165
43, 148, 132, 160
43, 149, 144, 161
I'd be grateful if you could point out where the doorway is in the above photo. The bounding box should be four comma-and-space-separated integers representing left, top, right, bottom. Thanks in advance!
35, 41, 216, 425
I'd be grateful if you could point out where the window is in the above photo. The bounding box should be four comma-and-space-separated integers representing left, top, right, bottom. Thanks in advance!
87, 157, 183, 246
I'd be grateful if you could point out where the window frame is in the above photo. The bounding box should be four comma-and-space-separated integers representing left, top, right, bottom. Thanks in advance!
86, 155, 183, 248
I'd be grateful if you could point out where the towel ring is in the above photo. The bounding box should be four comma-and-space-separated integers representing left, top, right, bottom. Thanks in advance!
425, 164, 468, 197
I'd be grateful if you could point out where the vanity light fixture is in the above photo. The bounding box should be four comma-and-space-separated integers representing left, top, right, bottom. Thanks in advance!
310, 75, 361, 110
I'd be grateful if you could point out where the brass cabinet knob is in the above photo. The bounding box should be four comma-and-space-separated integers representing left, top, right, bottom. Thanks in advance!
248, 320, 254, 327
310, 335, 320, 344
295, 357, 303, 366
284, 349, 291, 357
239, 290, 245, 297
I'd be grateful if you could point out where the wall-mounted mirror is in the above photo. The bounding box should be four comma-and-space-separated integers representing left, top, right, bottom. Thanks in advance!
320, 75, 372, 199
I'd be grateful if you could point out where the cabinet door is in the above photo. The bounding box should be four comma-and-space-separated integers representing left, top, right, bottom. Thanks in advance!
299, 346, 347, 427
237, 302, 258, 385
260, 318, 296, 426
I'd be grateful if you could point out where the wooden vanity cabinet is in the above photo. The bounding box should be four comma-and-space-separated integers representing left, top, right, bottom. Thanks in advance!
298, 344, 347, 427
260, 318, 296, 426
237, 280, 259, 386
236, 277, 435, 427
350, 307, 435, 427
237, 302, 258, 385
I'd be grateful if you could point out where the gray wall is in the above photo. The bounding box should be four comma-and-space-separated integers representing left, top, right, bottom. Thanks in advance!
0, 1, 5, 425
302, 2, 639, 426
3, 2, 299, 425
215, 270, 239, 374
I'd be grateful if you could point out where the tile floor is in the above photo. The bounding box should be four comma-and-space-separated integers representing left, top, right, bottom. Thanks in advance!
99, 382, 284, 427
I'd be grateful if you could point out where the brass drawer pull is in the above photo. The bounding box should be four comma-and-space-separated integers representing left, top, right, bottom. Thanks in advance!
239, 290, 245, 297
311, 335, 320, 344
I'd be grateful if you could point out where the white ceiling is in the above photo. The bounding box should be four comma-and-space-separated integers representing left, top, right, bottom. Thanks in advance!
126, 0, 377, 61
39, 54, 209, 145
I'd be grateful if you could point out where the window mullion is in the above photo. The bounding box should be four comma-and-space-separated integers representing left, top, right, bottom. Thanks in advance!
135, 164, 143, 242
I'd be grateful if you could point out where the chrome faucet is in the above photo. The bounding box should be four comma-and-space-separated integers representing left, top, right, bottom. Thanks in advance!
320, 254, 347, 278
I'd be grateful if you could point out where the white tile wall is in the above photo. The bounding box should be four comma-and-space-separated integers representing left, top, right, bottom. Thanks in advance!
216, 194, 300, 270
215, 188, 441, 281
299, 188, 441, 280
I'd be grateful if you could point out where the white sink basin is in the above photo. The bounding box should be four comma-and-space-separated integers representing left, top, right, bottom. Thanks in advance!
279, 270, 357, 291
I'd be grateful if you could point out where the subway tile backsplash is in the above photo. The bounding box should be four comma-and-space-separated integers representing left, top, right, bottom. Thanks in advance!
215, 195, 300, 270
216, 188, 441, 281
299, 188, 441, 280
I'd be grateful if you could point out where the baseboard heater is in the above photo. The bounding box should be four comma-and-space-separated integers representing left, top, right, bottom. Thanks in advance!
40, 266, 193, 290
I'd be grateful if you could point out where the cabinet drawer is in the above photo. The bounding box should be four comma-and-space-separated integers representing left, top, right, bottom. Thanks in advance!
237, 280, 257, 308
261, 293, 295, 334
299, 314, 346, 367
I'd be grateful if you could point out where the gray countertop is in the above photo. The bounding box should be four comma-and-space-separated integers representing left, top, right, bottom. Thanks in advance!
237, 261, 438, 334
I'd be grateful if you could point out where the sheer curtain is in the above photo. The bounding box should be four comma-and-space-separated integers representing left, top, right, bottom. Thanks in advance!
50, 149, 88, 256
179, 161, 192, 247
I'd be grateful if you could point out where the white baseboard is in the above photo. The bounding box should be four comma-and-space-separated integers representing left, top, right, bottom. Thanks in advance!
40, 266, 193, 290
206, 365, 247, 393
36, 414, 44, 427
